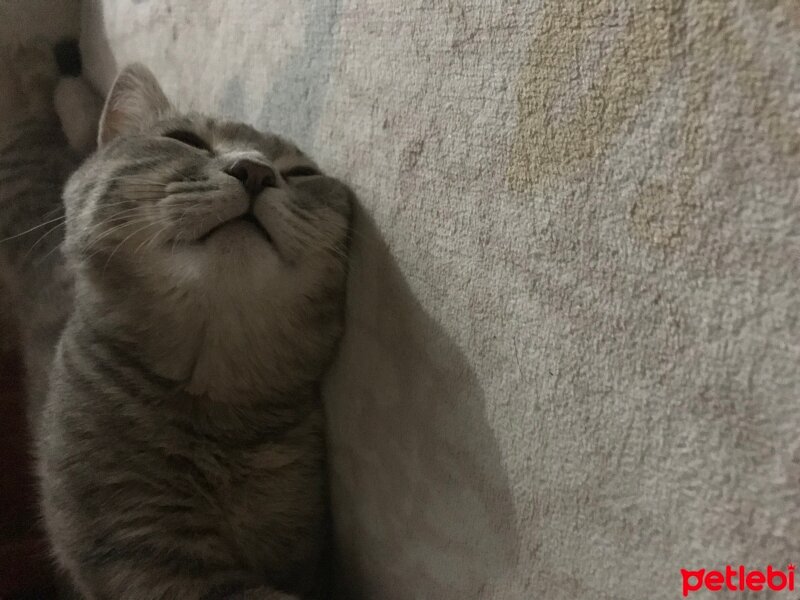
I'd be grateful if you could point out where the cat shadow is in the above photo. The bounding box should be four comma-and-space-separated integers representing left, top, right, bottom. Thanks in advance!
324, 205, 519, 599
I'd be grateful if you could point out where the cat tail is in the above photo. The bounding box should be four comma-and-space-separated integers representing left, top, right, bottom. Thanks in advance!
52, 38, 103, 155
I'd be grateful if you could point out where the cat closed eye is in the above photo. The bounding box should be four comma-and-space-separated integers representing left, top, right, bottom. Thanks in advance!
163, 130, 211, 152
282, 165, 320, 178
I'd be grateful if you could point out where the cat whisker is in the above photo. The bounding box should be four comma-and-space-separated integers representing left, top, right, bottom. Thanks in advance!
31, 213, 157, 265
114, 184, 166, 189
124, 195, 167, 202
114, 189, 167, 197
0, 213, 67, 244
292, 217, 351, 262
101, 175, 166, 186
171, 214, 188, 257
36, 239, 66, 265
90, 209, 152, 227
42, 205, 64, 219
314, 239, 350, 263
24, 220, 67, 260
85, 210, 156, 237
84, 217, 160, 255
81, 200, 139, 211
101, 221, 162, 275
132, 222, 171, 256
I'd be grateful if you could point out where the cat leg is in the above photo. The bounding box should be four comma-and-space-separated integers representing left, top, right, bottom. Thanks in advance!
54, 77, 102, 155
52, 38, 103, 155
0, 39, 101, 155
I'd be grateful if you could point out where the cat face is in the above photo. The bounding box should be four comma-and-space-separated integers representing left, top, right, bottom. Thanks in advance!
64, 65, 351, 302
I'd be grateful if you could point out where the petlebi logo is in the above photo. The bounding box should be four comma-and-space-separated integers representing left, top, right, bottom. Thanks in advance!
681, 564, 795, 597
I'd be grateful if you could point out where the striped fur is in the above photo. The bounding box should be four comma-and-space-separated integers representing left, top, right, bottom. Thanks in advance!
2, 53, 351, 599
0, 43, 84, 421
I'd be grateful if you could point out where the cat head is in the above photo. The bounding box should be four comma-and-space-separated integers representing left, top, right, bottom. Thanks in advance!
63, 64, 352, 310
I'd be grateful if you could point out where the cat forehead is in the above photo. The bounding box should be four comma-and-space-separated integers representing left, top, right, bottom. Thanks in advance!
152, 114, 304, 160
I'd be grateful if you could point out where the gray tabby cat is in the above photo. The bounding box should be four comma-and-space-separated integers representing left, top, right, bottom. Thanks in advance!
0, 45, 352, 599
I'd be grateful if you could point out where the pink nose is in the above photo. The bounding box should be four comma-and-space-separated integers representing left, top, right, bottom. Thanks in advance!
224, 159, 277, 197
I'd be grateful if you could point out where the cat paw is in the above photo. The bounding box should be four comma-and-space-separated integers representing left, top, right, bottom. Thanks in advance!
0, 39, 100, 153
54, 77, 103, 154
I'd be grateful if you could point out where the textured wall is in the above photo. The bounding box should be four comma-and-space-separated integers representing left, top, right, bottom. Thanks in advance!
80, 1, 800, 598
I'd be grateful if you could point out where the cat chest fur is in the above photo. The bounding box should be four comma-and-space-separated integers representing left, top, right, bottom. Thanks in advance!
42, 374, 327, 586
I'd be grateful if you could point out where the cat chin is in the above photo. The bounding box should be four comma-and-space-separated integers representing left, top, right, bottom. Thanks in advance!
186, 220, 273, 261
145, 234, 281, 291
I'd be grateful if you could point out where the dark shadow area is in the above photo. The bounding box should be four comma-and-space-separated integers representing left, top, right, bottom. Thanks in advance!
0, 313, 58, 598
324, 205, 519, 599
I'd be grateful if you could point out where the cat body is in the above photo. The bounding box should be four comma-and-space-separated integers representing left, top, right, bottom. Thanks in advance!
1, 46, 351, 599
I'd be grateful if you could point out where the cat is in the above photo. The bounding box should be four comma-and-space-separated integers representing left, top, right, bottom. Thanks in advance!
0, 43, 352, 600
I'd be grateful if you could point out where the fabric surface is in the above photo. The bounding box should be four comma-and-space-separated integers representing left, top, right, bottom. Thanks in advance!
78, 1, 800, 598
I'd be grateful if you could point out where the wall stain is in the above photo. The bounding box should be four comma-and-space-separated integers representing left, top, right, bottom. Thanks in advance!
508, 0, 800, 251
629, 181, 697, 248
507, 1, 678, 191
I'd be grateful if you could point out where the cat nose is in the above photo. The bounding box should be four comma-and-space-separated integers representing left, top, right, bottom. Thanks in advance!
224, 159, 277, 197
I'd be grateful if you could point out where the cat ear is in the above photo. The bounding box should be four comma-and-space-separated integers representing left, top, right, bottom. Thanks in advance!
98, 63, 171, 147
